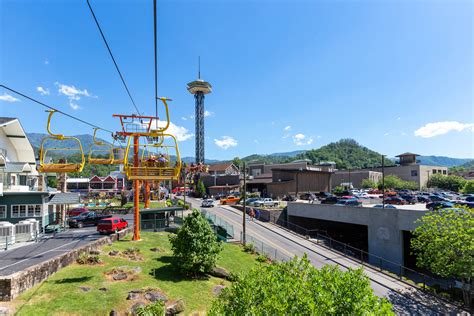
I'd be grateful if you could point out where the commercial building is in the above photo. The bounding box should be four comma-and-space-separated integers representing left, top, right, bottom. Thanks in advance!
200, 162, 240, 189
332, 170, 382, 189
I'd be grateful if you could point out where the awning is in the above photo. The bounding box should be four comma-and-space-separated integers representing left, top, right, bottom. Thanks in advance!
48, 192, 80, 205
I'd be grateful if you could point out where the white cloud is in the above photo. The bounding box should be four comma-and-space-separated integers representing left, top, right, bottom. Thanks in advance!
36, 86, 50, 95
190, 115, 195, 120
414, 121, 474, 138
44, 59, 49, 65
56, 82, 95, 100
284, 125, 291, 131
397, 117, 401, 121
69, 102, 81, 110
401, 132, 407, 136
181, 117, 187, 121
204, 110, 214, 117
384, 132, 389, 136
293, 133, 313, 146
152, 120, 194, 141
254, 139, 259, 144
214, 136, 238, 149
0, 93, 20, 102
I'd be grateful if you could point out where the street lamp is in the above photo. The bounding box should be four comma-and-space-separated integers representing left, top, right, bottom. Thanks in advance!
382, 154, 386, 208
242, 161, 247, 245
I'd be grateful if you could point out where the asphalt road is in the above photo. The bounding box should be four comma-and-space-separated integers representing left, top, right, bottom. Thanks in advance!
189, 197, 466, 315
0, 213, 134, 277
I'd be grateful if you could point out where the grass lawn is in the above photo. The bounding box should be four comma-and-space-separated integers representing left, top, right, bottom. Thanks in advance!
123, 201, 167, 209
12, 232, 257, 316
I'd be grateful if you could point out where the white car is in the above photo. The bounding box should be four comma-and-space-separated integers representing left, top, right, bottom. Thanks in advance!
250, 198, 279, 208
201, 199, 214, 208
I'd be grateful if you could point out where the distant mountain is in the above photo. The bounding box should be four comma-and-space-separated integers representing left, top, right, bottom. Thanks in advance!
268, 150, 307, 158
181, 157, 221, 164
27, 133, 111, 155
417, 156, 473, 168
295, 139, 395, 169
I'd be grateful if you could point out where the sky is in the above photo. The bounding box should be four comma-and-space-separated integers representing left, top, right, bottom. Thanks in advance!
1, 0, 473, 160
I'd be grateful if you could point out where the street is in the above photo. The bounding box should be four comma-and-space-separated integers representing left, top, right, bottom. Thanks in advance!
188, 197, 466, 315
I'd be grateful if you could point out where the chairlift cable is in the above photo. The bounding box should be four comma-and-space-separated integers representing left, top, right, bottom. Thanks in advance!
153, 0, 159, 129
86, 0, 142, 116
0, 85, 114, 134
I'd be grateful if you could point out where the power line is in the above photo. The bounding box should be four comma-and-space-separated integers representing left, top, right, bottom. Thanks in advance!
0, 85, 114, 134
153, 0, 158, 123
86, 0, 142, 115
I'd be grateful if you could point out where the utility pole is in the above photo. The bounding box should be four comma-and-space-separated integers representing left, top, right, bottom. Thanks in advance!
133, 135, 140, 241
242, 162, 246, 245
382, 154, 386, 209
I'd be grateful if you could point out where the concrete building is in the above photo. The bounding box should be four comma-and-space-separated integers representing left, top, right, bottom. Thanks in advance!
332, 170, 382, 189
200, 162, 240, 189
372, 153, 448, 190
287, 202, 427, 272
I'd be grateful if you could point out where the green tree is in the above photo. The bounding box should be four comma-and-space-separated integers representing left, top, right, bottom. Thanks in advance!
427, 174, 466, 192
169, 209, 222, 276
195, 179, 206, 198
47, 176, 57, 189
231, 157, 242, 167
411, 206, 474, 307
209, 255, 393, 315
462, 180, 474, 194
361, 178, 377, 189
377, 175, 418, 190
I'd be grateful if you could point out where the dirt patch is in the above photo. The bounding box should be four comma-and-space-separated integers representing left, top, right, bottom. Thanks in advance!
104, 267, 141, 282
107, 248, 144, 261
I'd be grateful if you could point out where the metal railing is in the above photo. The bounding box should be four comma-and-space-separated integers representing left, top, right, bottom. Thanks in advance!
271, 217, 460, 302
201, 210, 234, 241
241, 232, 293, 263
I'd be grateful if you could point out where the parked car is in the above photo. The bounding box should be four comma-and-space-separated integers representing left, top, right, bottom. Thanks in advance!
97, 217, 128, 234
385, 197, 407, 205
299, 193, 317, 201
315, 192, 332, 200
416, 195, 430, 203
399, 194, 416, 204
428, 195, 450, 202
282, 195, 297, 201
201, 199, 214, 208
372, 204, 397, 209
465, 196, 474, 202
426, 201, 454, 211
45, 224, 62, 233
456, 201, 474, 209
67, 207, 88, 217
68, 211, 112, 228
321, 196, 339, 204
335, 198, 362, 206
250, 198, 279, 208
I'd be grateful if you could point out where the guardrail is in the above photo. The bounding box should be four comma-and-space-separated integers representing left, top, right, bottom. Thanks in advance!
241, 232, 293, 263
201, 210, 234, 241
271, 216, 461, 303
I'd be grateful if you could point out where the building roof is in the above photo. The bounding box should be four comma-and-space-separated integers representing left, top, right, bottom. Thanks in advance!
396, 152, 419, 157
208, 185, 240, 189
208, 162, 238, 172
66, 178, 90, 183
0, 118, 37, 165
247, 178, 273, 185
4, 162, 34, 173
271, 168, 332, 174
0, 117, 16, 125
48, 192, 80, 205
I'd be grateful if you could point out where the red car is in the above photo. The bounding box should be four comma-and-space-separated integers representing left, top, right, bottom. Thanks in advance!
67, 207, 88, 217
385, 197, 407, 205
97, 217, 128, 234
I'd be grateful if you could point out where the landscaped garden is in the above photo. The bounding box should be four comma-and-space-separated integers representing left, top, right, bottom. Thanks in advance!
12, 232, 257, 315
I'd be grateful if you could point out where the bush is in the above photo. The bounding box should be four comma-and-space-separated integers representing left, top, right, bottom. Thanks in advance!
243, 243, 256, 254
76, 253, 101, 265
209, 255, 393, 315
169, 209, 223, 275
256, 254, 269, 263
123, 247, 140, 255
135, 301, 165, 316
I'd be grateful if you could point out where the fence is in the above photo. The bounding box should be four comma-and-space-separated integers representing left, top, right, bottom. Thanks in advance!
201, 210, 234, 241
271, 216, 460, 302
241, 232, 293, 263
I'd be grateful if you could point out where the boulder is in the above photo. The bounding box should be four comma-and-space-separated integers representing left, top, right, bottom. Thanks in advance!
109, 310, 118, 316
127, 292, 140, 300
165, 299, 185, 315
130, 302, 146, 315
0, 306, 9, 316
109, 250, 119, 256
144, 291, 168, 303
150, 247, 161, 252
113, 273, 127, 281
209, 267, 230, 279
89, 249, 101, 255
99, 287, 108, 292
212, 285, 226, 296
78, 286, 91, 292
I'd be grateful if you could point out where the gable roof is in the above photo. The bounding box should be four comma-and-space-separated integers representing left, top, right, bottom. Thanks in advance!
0, 117, 16, 125
208, 162, 238, 172
396, 152, 419, 157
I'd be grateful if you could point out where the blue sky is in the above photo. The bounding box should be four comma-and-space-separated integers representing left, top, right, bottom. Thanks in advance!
1, 0, 473, 160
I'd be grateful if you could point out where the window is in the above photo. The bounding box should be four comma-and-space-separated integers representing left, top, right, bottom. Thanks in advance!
411, 170, 418, 177
19, 175, 27, 186
443, 170, 447, 175
12, 204, 42, 218
0, 206, 6, 218
432, 169, 437, 174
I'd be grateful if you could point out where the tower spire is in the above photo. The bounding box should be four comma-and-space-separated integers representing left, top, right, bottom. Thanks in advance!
198, 56, 201, 79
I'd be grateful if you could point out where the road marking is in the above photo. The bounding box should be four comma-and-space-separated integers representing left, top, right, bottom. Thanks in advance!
0, 234, 96, 271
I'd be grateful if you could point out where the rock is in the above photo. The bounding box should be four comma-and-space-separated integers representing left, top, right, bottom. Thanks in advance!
144, 291, 168, 302
89, 249, 101, 255
212, 285, 226, 296
130, 302, 146, 315
129, 289, 144, 294
78, 286, 91, 292
127, 292, 140, 300
0, 306, 9, 316
109, 250, 119, 256
117, 266, 142, 274
112, 273, 127, 281
99, 287, 108, 292
150, 247, 161, 252
209, 267, 230, 279
131, 267, 142, 274
165, 299, 185, 315
109, 310, 118, 316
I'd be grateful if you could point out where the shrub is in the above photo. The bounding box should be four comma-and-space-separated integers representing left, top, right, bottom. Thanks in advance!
243, 243, 256, 254
135, 301, 165, 316
256, 254, 268, 263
